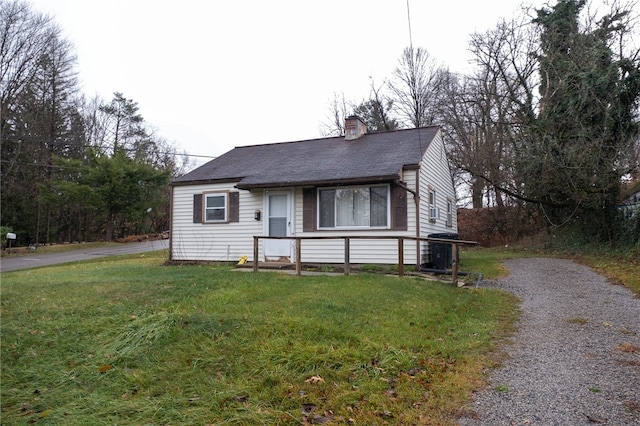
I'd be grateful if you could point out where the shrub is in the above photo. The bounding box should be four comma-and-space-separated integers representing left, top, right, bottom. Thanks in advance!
0, 225, 14, 249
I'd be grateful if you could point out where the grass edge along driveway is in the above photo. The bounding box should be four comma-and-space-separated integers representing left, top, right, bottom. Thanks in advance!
1, 251, 518, 425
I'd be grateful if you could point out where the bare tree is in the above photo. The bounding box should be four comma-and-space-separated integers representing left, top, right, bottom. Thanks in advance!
389, 47, 445, 128
1, 0, 81, 244
444, 0, 640, 244
1, 0, 55, 159
353, 78, 399, 132
440, 17, 540, 208
321, 79, 400, 136
320, 92, 350, 136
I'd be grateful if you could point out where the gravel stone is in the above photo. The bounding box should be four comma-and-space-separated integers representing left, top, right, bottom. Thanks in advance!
458, 257, 640, 426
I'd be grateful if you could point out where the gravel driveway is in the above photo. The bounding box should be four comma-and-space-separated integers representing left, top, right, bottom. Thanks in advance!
458, 257, 640, 426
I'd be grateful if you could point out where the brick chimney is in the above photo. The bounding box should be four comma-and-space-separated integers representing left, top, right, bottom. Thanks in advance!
344, 115, 367, 140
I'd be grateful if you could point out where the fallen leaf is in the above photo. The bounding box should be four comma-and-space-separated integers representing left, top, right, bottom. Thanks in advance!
615, 342, 640, 354
310, 413, 333, 424
98, 364, 112, 373
305, 375, 325, 384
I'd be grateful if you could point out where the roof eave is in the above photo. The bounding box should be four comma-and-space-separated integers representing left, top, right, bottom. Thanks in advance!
236, 174, 402, 190
171, 177, 244, 187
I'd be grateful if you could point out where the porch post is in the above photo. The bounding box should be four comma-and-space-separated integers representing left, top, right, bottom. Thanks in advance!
398, 238, 404, 277
344, 237, 350, 275
295, 237, 301, 276
452, 243, 460, 286
253, 236, 259, 272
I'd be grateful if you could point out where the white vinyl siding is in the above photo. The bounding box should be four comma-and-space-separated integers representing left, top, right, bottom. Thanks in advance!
419, 131, 457, 237
171, 183, 262, 262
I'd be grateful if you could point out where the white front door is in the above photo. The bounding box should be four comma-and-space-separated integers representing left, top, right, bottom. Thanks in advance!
264, 191, 293, 261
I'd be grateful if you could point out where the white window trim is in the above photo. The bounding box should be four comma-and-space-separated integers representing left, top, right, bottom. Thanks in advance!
428, 188, 438, 223
446, 199, 453, 228
317, 184, 391, 230
203, 191, 228, 223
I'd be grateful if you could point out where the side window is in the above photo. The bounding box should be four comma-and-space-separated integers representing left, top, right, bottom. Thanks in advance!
446, 200, 453, 228
428, 189, 437, 222
204, 193, 227, 222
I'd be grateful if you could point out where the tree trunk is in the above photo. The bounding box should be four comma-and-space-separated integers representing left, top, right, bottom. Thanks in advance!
472, 178, 484, 208
105, 212, 115, 241
494, 188, 505, 207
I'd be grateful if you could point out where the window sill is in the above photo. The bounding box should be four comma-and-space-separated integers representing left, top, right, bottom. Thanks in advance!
317, 227, 391, 232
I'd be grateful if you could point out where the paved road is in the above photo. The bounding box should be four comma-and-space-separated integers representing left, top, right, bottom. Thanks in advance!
0, 240, 169, 273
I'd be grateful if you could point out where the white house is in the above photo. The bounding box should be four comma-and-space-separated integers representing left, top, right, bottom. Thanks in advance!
621, 182, 640, 208
170, 117, 457, 266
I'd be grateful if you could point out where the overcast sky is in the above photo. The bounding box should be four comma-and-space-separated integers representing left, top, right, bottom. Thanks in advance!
29, 0, 555, 168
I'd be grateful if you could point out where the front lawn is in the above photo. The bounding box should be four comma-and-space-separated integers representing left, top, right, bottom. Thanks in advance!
0, 251, 518, 425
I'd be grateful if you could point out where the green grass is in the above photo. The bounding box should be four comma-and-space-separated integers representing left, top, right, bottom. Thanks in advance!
459, 247, 539, 279
567, 317, 589, 324
1, 241, 116, 257
577, 249, 640, 296
0, 251, 518, 425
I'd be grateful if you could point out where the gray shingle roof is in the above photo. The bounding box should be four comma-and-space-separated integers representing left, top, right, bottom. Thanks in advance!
172, 126, 439, 189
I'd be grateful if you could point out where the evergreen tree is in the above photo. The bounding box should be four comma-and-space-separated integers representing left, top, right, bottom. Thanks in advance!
520, 0, 640, 241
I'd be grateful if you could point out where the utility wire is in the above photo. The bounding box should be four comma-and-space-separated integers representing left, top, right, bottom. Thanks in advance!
1, 135, 217, 159
406, 0, 414, 50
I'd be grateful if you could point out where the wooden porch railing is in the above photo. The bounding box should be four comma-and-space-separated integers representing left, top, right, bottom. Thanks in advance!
252, 235, 477, 286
